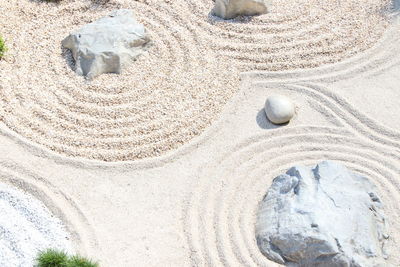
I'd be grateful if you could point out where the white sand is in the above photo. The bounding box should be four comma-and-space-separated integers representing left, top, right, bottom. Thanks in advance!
0, 182, 72, 266
0, 0, 399, 266
0, 0, 390, 161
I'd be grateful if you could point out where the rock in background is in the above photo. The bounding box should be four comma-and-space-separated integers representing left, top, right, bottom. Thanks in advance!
213, 0, 268, 20
256, 161, 388, 266
62, 9, 150, 79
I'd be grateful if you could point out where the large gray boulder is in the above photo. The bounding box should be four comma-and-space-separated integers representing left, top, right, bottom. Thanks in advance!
62, 9, 150, 79
213, 0, 268, 19
256, 161, 388, 266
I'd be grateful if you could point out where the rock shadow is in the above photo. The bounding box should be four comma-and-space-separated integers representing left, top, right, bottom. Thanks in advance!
61, 47, 76, 72
207, 11, 256, 25
256, 108, 288, 129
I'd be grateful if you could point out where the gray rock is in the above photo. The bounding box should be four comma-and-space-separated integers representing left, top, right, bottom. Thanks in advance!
395, 0, 400, 10
256, 161, 388, 267
213, 0, 268, 20
264, 95, 295, 124
62, 9, 150, 79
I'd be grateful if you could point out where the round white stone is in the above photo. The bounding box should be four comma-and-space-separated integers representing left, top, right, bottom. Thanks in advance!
264, 95, 295, 124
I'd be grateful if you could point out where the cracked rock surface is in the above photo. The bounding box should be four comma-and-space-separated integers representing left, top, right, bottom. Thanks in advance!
256, 161, 388, 266
62, 9, 150, 79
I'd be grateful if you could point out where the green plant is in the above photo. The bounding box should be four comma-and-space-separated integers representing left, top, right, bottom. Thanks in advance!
36, 249, 68, 267
67, 255, 99, 267
0, 35, 6, 59
36, 249, 99, 267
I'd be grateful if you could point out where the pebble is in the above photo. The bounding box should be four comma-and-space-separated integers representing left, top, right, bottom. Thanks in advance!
264, 95, 295, 124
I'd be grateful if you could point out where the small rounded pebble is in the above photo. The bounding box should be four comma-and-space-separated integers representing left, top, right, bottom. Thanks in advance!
264, 95, 295, 124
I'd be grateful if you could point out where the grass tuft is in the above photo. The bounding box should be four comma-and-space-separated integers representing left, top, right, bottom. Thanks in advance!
36, 249, 68, 267
36, 249, 99, 267
67, 255, 99, 267
0, 35, 6, 59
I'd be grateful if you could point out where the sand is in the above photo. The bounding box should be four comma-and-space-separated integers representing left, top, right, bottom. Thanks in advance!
0, 0, 390, 161
0, 0, 399, 266
0, 182, 72, 266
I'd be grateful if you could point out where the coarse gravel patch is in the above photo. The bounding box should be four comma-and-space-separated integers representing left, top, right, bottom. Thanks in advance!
0, 0, 391, 161
0, 182, 72, 267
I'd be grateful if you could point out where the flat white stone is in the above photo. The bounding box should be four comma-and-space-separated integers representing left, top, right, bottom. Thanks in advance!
264, 95, 295, 124
213, 0, 268, 20
256, 161, 388, 266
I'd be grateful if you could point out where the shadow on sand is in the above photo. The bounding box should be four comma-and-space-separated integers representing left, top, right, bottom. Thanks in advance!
256, 108, 289, 129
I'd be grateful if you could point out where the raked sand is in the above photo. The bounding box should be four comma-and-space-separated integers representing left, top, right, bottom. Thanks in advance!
0, 0, 391, 161
0, 0, 399, 266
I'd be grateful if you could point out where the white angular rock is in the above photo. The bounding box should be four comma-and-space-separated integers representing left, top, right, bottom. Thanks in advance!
213, 0, 268, 20
264, 95, 295, 124
256, 161, 388, 266
62, 9, 150, 79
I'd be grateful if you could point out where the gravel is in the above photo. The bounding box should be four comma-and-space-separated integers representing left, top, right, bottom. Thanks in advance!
0, 0, 390, 161
0, 182, 72, 267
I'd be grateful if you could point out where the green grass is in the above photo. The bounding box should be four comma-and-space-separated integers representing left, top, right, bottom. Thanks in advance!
36, 249, 68, 267
67, 255, 99, 267
0, 35, 6, 59
36, 249, 99, 267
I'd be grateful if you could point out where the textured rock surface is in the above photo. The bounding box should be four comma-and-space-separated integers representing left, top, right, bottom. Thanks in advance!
256, 161, 388, 266
395, 0, 400, 9
213, 0, 268, 19
62, 9, 150, 79
264, 95, 295, 124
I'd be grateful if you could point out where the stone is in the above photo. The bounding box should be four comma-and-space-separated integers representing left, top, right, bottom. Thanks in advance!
213, 0, 268, 20
395, 0, 400, 10
256, 161, 388, 266
62, 9, 150, 79
264, 95, 295, 124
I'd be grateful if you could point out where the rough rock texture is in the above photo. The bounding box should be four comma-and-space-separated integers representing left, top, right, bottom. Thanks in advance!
213, 0, 268, 19
395, 0, 400, 10
62, 9, 150, 79
264, 95, 295, 124
256, 161, 388, 267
